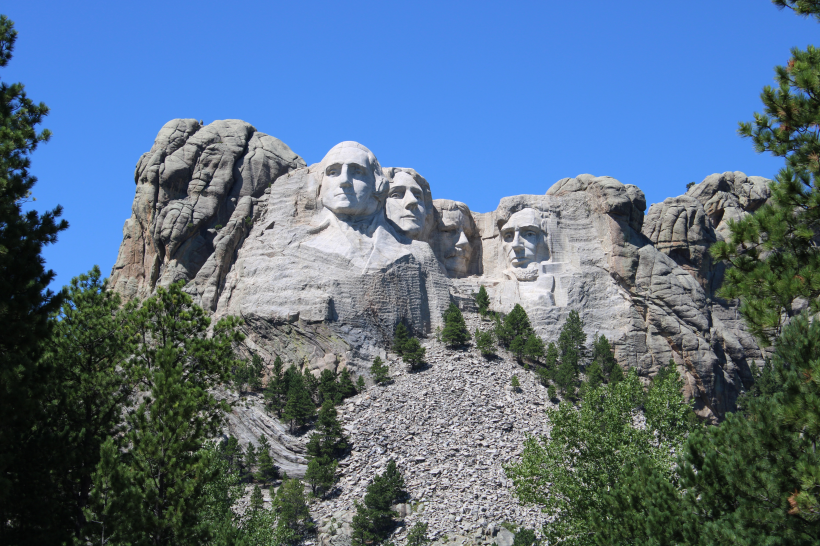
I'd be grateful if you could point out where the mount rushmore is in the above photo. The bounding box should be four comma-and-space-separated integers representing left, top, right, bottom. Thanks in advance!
110, 118, 770, 421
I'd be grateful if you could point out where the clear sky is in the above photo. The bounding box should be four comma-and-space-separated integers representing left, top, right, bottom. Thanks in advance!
5, 0, 819, 289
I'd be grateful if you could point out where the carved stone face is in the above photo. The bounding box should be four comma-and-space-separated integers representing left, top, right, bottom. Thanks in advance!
386, 172, 427, 239
320, 146, 380, 218
438, 208, 474, 277
500, 208, 548, 269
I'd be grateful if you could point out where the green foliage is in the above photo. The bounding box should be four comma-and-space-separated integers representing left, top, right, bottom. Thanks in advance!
305, 456, 338, 497
475, 328, 496, 357
264, 355, 287, 416
512, 528, 537, 546
273, 477, 313, 538
235, 353, 265, 392
581, 360, 604, 397
338, 367, 358, 399
0, 15, 70, 541
393, 322, 410, 356
356, 374, 366, 392
553, 311, 586, 396
686, 181, 696, 190
319, 368, 340, 406
590, 334, 618, 381
32, 267, 136, 539
351, 460, 406, 546
84, 282, 244, 545
245, 442, 257, 478
441, 303, 471, 347
506, 368, 695, 546
402, 337, 426, 369
511, 375, 520, 389
406, 521, 431, 546
547, 384, 557, 401
370, 356, 390, 384
712, 5, 820, 343
523, 333, 545, 363
281, 365, 316, 432
474, 285, 491, 316
256, 436, 279, 483
306, 400, 350, 460
496, 304, 534, 347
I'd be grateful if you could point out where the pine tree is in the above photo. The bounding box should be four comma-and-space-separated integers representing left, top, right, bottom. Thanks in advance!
544, 342, 559, 377
304, 366, 320, 404
319, 368, 339, 406
221, 436, 244, 475
511, 375, 521, 390
338, 367, 358, 399
282, 367, 316, 433
393, 322, 410, 356
256, 436, 278, 483
475, 328, 496, 357
245, 443, 257, 479
264, 355, 286, 416
591, 333, 618, 382
710, 2, 820, 343
510, 335, 527, 361
406, 521, 431, 546
356, 375, 366, 392
351, 460, 406, 546
558, 310, 586, 372
306, 400, 350, 459
0, 16, 70, 542
85, 282, 244, 545
513, 528, 538, 546
441, 303, 471, 347
496, 304, 534, 347
370, 356, 390, 384
273, 477, 313, 537
305, 456, 338, 497
474, 285, 491, 316
28, 268, 137, 541
582, 361, 605, 395
524, 334, 545, 363
402, 337, 426, 369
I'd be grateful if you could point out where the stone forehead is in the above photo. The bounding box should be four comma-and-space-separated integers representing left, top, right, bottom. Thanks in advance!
501, 208, 542, 231
321, 141, 377, 168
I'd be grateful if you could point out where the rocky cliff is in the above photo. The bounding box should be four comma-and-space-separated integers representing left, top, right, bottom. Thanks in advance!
111, 119, 769, 422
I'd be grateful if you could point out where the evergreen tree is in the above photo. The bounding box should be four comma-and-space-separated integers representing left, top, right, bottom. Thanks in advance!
441, 303, 471, 347
370, 356, 390, 384
555, 357, 578, 397
306, 400, 350, 459
338, 367, 358, 399
319, 368, 340, 406
710, 1, 820, 343
590, 333, 618, 382
558, 310, 586, 373
393, 322, 410, 356
33, 267, 137, 541
256, 436, 278, 483
544, 342, 559, 377
282, 367, 316, 432
582, 361, 605, 396
406, 521, 431, 546
496, 304, 534, 347
547, 384, 557, 401
221, 436, 245, 475
351, 460, 406, 546
523, 334, 545, 363
510, 335, 527, 362
85, 282, 243, 545
305, 456, 338, 497
402, 337, 426, 369
475, 328, 496, 357
474, 285, 491, 316
511, 375, 521, 390
0, 16, 70, 542
356, 375, 366, 393
245, 443, 257, 479
264, 355, 286, 416
273, 477, 313, 538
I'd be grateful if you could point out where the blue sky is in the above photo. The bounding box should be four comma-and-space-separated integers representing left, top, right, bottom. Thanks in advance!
5, 0, 819, 289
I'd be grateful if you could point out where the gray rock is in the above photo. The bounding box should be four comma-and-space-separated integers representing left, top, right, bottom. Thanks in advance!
495, 528, 515, 546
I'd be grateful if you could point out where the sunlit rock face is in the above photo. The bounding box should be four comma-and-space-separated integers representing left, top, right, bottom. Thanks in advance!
111, 120, 768, 421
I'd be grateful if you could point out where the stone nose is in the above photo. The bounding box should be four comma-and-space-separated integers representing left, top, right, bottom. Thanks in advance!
404, 191, 419, 209
455, 230, 469, 249
338, 165, 354, 187
511, 231, 523, 248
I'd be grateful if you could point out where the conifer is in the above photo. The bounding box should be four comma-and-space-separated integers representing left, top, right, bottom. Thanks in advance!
523, 333, 545, 363
475, 328, 496, 357
282, 367, 316, 432
591, 333, 618, 382
402, 337, 426, 369
256, 436, 278, 483
393, 323, 410, 356
338, 367, 358, 399
319, 368, 339, 405
370, 356, 390, 384
273, 477, 313, 537
407, 521, 431, 546
441, 303, 471, 347
474, 285, 491, 316
356, 375, 366, 392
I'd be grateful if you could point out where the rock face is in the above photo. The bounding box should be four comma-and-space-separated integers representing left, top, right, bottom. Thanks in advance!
112, 120, 768, 421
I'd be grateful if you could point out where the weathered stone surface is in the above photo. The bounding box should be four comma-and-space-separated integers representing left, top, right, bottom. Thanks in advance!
112, 124, 769, 423
110, 119, 305, 300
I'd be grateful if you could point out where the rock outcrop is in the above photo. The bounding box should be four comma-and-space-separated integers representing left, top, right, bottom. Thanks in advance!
111, 119, 769, 421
